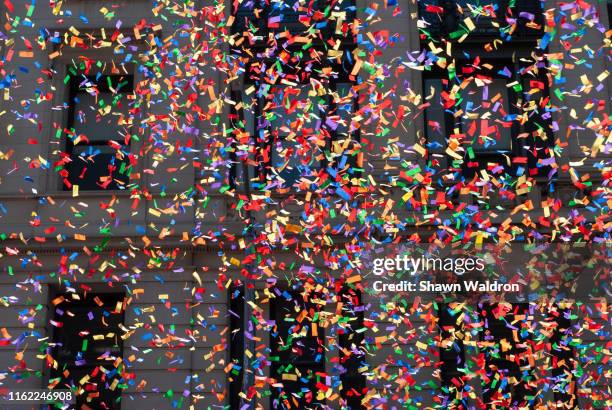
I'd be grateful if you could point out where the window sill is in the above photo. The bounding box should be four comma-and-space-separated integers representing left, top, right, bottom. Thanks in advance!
0, 190, 134, 200
0, 190, 232, 200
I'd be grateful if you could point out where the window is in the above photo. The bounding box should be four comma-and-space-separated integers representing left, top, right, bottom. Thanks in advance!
267, 83, 326, 187
48, 291, 125, 409
228, 283, 245, 409
438, 303, 466, 406
478, 303, 533, 409
232, 0, 356, 38
228, 90, 257, 192
270, 286, 326, 408
423, 68, 452, 170
461, 78, 512, 153
229, 0, 359, 192
423, 56, 553, 178
230, 74, 360, 191
60, 69, 134, 191
608, 1, 612, 30
337, 286, 366, 409
418, 0, 544, 41
549, 304, 577, 408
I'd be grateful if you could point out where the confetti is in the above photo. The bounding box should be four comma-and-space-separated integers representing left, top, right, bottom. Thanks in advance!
0, 0, 610, 408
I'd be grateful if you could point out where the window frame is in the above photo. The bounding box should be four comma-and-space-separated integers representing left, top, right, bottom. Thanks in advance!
228, 283, 246, 410
337, 285, 366, 409
44, 31, 149, 195
62, 72, 135, 191
422, 53, 553, 179
418, 0, 545, 42
422, 65, 455, 171
231, 0, 357, 43
269, 286, 327, 408
229, 61, 361, 192
437, 302, 466, 403
46, 288, 126, 409
549, 304, 577, 407
456, 57, 522, 178
478, 302, 533, 409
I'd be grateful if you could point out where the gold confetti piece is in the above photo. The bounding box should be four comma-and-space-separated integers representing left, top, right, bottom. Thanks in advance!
282, 374, 298, 381
597, 71, 609, 82
193, 271, 202, 286
52, 296, 65, 306
285, 223, 301, 233
412, 143, 426, 157
346, 275, 361, 284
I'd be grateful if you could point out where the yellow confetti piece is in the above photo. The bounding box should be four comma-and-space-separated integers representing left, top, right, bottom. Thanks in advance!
347, 275, 361, 284
464, 17, 475, 31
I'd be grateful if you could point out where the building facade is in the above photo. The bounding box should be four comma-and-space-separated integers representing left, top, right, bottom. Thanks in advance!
0, 0, 610, 409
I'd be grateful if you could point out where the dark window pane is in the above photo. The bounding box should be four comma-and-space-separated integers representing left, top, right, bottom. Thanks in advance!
334, 82, 355, 138
479, 303, 532, 409
228, 90, 256, 191
519, 68, 554, 178
438, 303, 466, 407
460, 79, 512, 153
67, 146, 130, 190
270, 287, 326, 408
268, 0, 324, 30
418, 0, 543, 39
266, 83, 325, 186
72, 93, 129, 143
228, 284, 245, 409
232, 0, 355, 35
231, 70, 358, 190
338, 286, 365, 409
271, 139, 308, 187
64, 74, 133, 191
49, 291, 125, 409
549, 305, 577, 408
244, 84, 330, 189
423, 78, 448, 152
